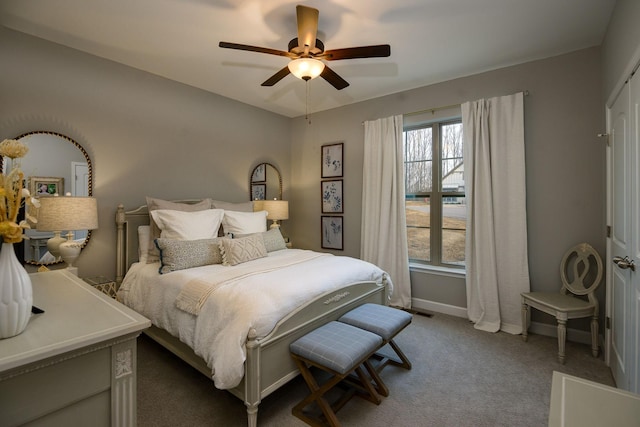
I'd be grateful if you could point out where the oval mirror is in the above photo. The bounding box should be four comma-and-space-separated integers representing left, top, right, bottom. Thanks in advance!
0, 131, 93, 265
250, 163, 282, 201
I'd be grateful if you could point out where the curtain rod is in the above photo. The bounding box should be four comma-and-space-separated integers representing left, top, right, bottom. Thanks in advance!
361, 90, 529, 125
404, 90, 529, 117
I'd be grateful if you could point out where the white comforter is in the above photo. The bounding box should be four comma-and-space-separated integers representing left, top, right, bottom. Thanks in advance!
117, 249, 391, 389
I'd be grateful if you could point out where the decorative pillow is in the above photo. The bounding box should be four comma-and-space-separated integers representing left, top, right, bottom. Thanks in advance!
155, 238, 223, 274
138, 225, 151, 263
146, 197, 212, 263
219, 234, 267, 266
233, 228, 287, 252
212, 200, 254, 212
221, 210, 268, 235
150, 209, 224, 240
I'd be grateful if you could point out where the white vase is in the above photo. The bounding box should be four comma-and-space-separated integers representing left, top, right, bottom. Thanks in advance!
0, 242, 33, 339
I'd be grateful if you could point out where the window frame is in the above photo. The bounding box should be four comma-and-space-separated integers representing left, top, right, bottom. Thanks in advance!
404, 118, 465, 270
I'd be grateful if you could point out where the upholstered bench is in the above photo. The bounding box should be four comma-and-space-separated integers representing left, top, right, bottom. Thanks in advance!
289, 321, 389, 427
338, 303, 413, 371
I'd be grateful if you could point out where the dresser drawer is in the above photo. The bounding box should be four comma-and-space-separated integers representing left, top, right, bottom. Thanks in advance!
0, 346, 111, 426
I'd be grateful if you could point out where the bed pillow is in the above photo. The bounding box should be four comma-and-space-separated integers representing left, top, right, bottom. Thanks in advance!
150, 209, 224, 240
233, 228, 287, 252
212, 200, 255, 236
155, 238, 223, 274
212, 200, 254, 212
219, 234, 267, 266
221, 210, 268, 235
146, 197, 212, 263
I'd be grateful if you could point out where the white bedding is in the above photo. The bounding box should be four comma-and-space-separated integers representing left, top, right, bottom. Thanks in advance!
117, 248, 392, 389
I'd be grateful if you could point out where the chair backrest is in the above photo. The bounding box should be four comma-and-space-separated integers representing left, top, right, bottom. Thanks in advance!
560, 243, 603, 296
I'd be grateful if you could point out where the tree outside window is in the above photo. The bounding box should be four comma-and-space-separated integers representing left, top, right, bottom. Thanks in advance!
404, 120, 465, 267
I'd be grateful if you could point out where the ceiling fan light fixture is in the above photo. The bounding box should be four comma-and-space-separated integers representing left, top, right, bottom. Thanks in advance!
288, 58, 325, 81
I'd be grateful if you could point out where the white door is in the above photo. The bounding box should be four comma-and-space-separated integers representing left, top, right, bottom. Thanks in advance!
628, 76, 640, 394
607, 77, 639, 393
72, 162, 89, 197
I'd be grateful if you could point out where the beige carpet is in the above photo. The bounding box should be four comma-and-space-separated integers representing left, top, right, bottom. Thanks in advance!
136, 312, 614, 426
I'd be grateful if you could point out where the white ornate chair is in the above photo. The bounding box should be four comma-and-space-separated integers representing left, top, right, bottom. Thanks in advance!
521, 243, 603, 364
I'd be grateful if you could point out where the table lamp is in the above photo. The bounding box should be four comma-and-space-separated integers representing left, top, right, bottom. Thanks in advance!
260, 199, 289, 229
36, 196, 98, 269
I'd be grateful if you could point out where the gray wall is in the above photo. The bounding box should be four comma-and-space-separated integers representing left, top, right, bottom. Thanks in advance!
0, 27, 291, 278
290, 48, 606, 318
0, 25, 608, 327
602, 0, 640, 103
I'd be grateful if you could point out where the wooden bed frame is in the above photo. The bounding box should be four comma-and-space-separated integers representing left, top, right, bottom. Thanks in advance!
115, 202, 390, 426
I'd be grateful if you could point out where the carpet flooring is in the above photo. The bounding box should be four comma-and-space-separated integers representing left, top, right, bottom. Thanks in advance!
136, 311, 615, 426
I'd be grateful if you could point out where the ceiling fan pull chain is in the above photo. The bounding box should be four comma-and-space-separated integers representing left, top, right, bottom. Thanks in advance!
306, 81, 311, 124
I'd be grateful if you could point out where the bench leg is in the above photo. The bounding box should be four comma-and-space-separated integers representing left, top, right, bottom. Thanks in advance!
292, 357, 344, 427
372, 339, 412, 372
389, 340, 412, 370
364, 360, 389, 397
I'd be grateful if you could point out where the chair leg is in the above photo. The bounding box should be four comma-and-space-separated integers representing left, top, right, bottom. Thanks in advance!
521, 303, 529, 342
590, 316, 599, 357
557, 320, 567, 364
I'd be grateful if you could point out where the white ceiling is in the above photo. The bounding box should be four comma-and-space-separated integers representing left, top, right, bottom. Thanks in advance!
0, 0, 616, 118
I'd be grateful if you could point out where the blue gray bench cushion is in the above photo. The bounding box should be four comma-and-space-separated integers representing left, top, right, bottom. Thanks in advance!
290, 321, 383, 375
338, 303, 412, 340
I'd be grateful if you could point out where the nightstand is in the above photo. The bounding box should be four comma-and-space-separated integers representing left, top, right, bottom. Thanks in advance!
0, 270, 150, 427
84, 275, 118, 298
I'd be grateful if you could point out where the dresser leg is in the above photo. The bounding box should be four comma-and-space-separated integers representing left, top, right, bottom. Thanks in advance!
112, 337, 139, 427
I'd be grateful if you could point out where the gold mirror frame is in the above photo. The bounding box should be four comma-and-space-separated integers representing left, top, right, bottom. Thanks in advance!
0, 131, 93, 265
249, 162, 282, 201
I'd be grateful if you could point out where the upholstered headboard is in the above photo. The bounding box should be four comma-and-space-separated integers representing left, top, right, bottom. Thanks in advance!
115, 200, 207, 284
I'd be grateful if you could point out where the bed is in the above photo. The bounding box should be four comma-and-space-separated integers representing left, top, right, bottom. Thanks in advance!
114, 200, 392, 426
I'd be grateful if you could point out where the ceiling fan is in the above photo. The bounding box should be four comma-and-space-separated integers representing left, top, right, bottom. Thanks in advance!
219, 5, 390, 90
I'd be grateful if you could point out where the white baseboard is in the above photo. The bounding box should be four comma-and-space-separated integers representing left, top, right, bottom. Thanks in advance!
411, 297, 597, 345
411, 297, 467, 318
528, 321, 593, 345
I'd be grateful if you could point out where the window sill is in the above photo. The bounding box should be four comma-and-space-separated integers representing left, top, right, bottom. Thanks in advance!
409, 262, 466, 279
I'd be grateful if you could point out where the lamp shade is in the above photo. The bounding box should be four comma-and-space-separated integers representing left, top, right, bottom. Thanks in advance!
37, 196, 98, 231
262, 200, 289, 221
288, 58, 325, 81
253, 200, 265, 211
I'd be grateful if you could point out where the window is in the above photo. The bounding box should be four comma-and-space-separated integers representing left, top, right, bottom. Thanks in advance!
404, 119, 465, 267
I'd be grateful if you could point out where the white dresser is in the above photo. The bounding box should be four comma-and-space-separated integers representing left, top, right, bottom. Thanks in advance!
549, 371, 640, 426
0, 270, 150, 427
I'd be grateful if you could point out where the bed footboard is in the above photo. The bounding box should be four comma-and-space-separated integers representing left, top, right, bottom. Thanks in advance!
232, 279, 388, 427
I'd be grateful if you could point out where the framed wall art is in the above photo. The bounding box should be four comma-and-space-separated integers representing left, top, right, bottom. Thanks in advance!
321, 216, 343, 250
251, 163, 266, 182
251, 184, 266, 200
29, 176, 64, 197
321, 179, 343, 213
321, 143, 343, 178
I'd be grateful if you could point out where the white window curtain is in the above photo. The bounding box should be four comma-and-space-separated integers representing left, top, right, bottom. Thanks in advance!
362, 115, 411, 308
461, 92, 530, 334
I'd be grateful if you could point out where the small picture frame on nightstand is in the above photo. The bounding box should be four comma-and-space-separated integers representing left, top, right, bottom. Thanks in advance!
84, 276, 118, 298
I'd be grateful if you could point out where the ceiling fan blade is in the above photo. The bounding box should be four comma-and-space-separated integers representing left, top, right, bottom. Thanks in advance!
219, 41, 295, 58
261, 66, 291, 87
320, 65, 349, 90
296, 5, 319, 50
322, 45, 391, 61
